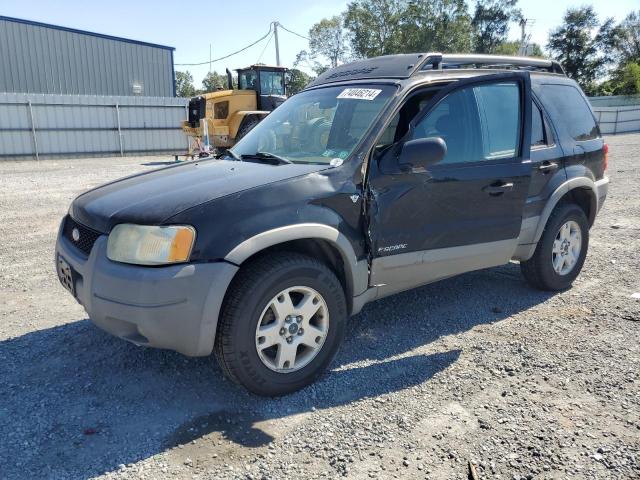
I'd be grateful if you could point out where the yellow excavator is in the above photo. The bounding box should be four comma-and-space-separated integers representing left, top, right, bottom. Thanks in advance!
182, 65, 288, 157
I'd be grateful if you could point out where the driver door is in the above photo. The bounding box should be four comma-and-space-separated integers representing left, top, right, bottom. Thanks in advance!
367, 72, 533, 297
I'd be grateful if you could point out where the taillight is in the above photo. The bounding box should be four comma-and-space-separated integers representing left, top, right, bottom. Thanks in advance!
603, 143, 609, 172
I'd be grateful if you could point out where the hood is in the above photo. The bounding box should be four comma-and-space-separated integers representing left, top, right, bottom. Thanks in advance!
71, 159, 328, 232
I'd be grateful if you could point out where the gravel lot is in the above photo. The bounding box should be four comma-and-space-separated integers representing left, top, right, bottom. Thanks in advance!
1, 136, 638, 480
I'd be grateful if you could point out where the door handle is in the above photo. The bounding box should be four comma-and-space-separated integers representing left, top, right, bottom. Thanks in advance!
483, 182, 514, 196
538, 161, 559, 173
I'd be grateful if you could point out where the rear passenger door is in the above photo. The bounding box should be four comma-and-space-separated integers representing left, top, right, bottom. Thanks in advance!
518, 96, 568, 244
367, 73, 532, 295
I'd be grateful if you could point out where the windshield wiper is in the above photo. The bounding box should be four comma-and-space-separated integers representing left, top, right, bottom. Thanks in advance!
240, 151, 293, 165
224, 150, 241, 161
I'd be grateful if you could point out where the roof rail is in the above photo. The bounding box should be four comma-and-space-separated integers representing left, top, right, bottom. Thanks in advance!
417, 53, 565, 75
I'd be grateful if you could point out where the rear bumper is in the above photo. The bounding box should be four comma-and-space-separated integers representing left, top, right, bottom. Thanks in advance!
595, 176, 609, 212
55, 222, 238, 356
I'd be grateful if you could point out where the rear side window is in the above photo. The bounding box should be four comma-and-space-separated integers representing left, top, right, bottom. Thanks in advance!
531, 101, 546, 146
542, 85, 598, 141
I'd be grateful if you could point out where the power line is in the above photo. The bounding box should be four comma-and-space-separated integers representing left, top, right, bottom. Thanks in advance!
175, 26, 272, 66
257, 31, 274, 63
278, 23, 310, 41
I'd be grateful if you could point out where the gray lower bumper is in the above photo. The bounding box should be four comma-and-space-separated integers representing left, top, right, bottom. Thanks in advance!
595, 177, 609, 212
55, 226, 238, 356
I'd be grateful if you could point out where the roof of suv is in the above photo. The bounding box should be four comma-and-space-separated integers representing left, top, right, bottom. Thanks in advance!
307, 53, 566, 88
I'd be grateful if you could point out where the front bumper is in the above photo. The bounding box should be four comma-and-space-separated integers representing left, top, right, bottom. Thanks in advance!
55, 222, 238, 356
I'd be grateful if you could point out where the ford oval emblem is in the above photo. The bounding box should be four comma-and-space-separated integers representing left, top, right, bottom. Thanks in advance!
72, 227, 80, 242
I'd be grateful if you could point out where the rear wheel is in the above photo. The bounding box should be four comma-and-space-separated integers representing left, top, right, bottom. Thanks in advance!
214, 252, 347, 396
521, 203, 589, 291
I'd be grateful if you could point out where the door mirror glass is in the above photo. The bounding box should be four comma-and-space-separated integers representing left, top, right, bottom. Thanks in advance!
398, 137, 447, 171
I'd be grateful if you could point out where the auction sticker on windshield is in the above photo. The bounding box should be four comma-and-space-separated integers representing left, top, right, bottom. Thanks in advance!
337, 88, 382, 101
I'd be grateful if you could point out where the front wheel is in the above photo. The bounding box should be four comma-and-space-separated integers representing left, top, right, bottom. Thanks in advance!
521, 203, 589, 291
235, 116, 260, 142
214, 252, 347, 396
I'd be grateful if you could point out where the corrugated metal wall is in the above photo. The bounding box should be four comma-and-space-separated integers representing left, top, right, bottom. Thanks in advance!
0, 92, 189, 160
0, 16, 175, 97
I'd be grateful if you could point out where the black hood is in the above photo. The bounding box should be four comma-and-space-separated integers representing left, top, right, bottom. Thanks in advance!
71, 159, 328, 232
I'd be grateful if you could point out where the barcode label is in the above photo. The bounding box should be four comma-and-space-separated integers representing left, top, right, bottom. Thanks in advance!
337, 88, 382, 101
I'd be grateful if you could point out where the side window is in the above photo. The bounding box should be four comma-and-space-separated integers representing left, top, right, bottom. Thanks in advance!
376, 90, 439, 148
474, 83, 520, 159
377, 112, 400, 146
412, 82, 520, 164
411, 87, 480, 164
531, 101, 546, 147
541, 84, 599, 141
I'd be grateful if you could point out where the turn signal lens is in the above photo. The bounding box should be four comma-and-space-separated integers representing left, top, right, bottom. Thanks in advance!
107, 224, 196, 266
603, 143, 609, 172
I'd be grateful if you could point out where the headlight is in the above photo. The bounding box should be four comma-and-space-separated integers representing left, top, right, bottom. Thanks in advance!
107, 224, 196, 266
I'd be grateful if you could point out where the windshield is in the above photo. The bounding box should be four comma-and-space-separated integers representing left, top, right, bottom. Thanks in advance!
230, 84, 396, 165
260, 71, 285, 95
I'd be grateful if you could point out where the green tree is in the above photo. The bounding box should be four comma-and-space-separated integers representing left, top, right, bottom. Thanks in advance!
617, 11, 640, 64
401, 0, 473, 53
309, 16, 350, 68
606, 62, 640, 95
472, 0, 521, 53
547, 6, 608, 95
344, 0, 404, 58
175, 70, 196, 97
295, 16, 350, 75
202, 71, 228, 93
494, 40, 543, 57
286, 68, 313, 95
601, 11, 640, 66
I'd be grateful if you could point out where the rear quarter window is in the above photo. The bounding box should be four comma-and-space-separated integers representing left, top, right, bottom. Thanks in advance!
540, 84, 599, 141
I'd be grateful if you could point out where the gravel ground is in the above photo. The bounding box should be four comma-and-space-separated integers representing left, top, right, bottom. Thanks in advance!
0, 137, 638, 480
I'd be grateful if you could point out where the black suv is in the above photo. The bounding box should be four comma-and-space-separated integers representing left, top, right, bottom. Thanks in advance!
56, 54, 609, 396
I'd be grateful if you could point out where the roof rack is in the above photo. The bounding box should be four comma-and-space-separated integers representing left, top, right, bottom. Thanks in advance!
418, 53, 565, 75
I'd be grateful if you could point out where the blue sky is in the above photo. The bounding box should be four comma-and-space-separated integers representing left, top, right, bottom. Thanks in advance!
1, 0, 637, 86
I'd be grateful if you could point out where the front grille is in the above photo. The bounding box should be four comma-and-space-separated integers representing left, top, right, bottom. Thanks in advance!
63, 216, 101, 256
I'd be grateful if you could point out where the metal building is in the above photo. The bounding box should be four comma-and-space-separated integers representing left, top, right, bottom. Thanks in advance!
0, 16, 176, 97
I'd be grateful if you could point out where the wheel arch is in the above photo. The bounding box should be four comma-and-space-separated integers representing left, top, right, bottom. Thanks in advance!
224, 224, 368, 315
229, 110, 269, 139
533, 178, 598, 243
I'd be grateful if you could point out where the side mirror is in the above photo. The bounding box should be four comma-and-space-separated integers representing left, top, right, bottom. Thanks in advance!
398, 137, 447, 171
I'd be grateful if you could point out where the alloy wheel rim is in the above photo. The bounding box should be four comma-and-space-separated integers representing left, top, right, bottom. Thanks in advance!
552, 220, 582, 275
255, 286, 329, 373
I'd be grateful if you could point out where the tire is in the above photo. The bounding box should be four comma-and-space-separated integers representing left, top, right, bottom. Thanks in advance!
521, 202, 589, 291
214, 252, 347, 396
235, 116, 260, 142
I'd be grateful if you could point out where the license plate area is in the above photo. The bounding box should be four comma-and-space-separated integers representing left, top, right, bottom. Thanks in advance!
57, 255, 76, 296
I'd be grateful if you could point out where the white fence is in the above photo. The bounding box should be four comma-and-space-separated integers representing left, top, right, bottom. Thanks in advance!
0, 92, 189, 160
592, 105, 640, 135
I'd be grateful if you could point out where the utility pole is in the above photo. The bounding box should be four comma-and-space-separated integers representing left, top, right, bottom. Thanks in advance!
273, 21, 281, 66
518, 18, 534, 56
